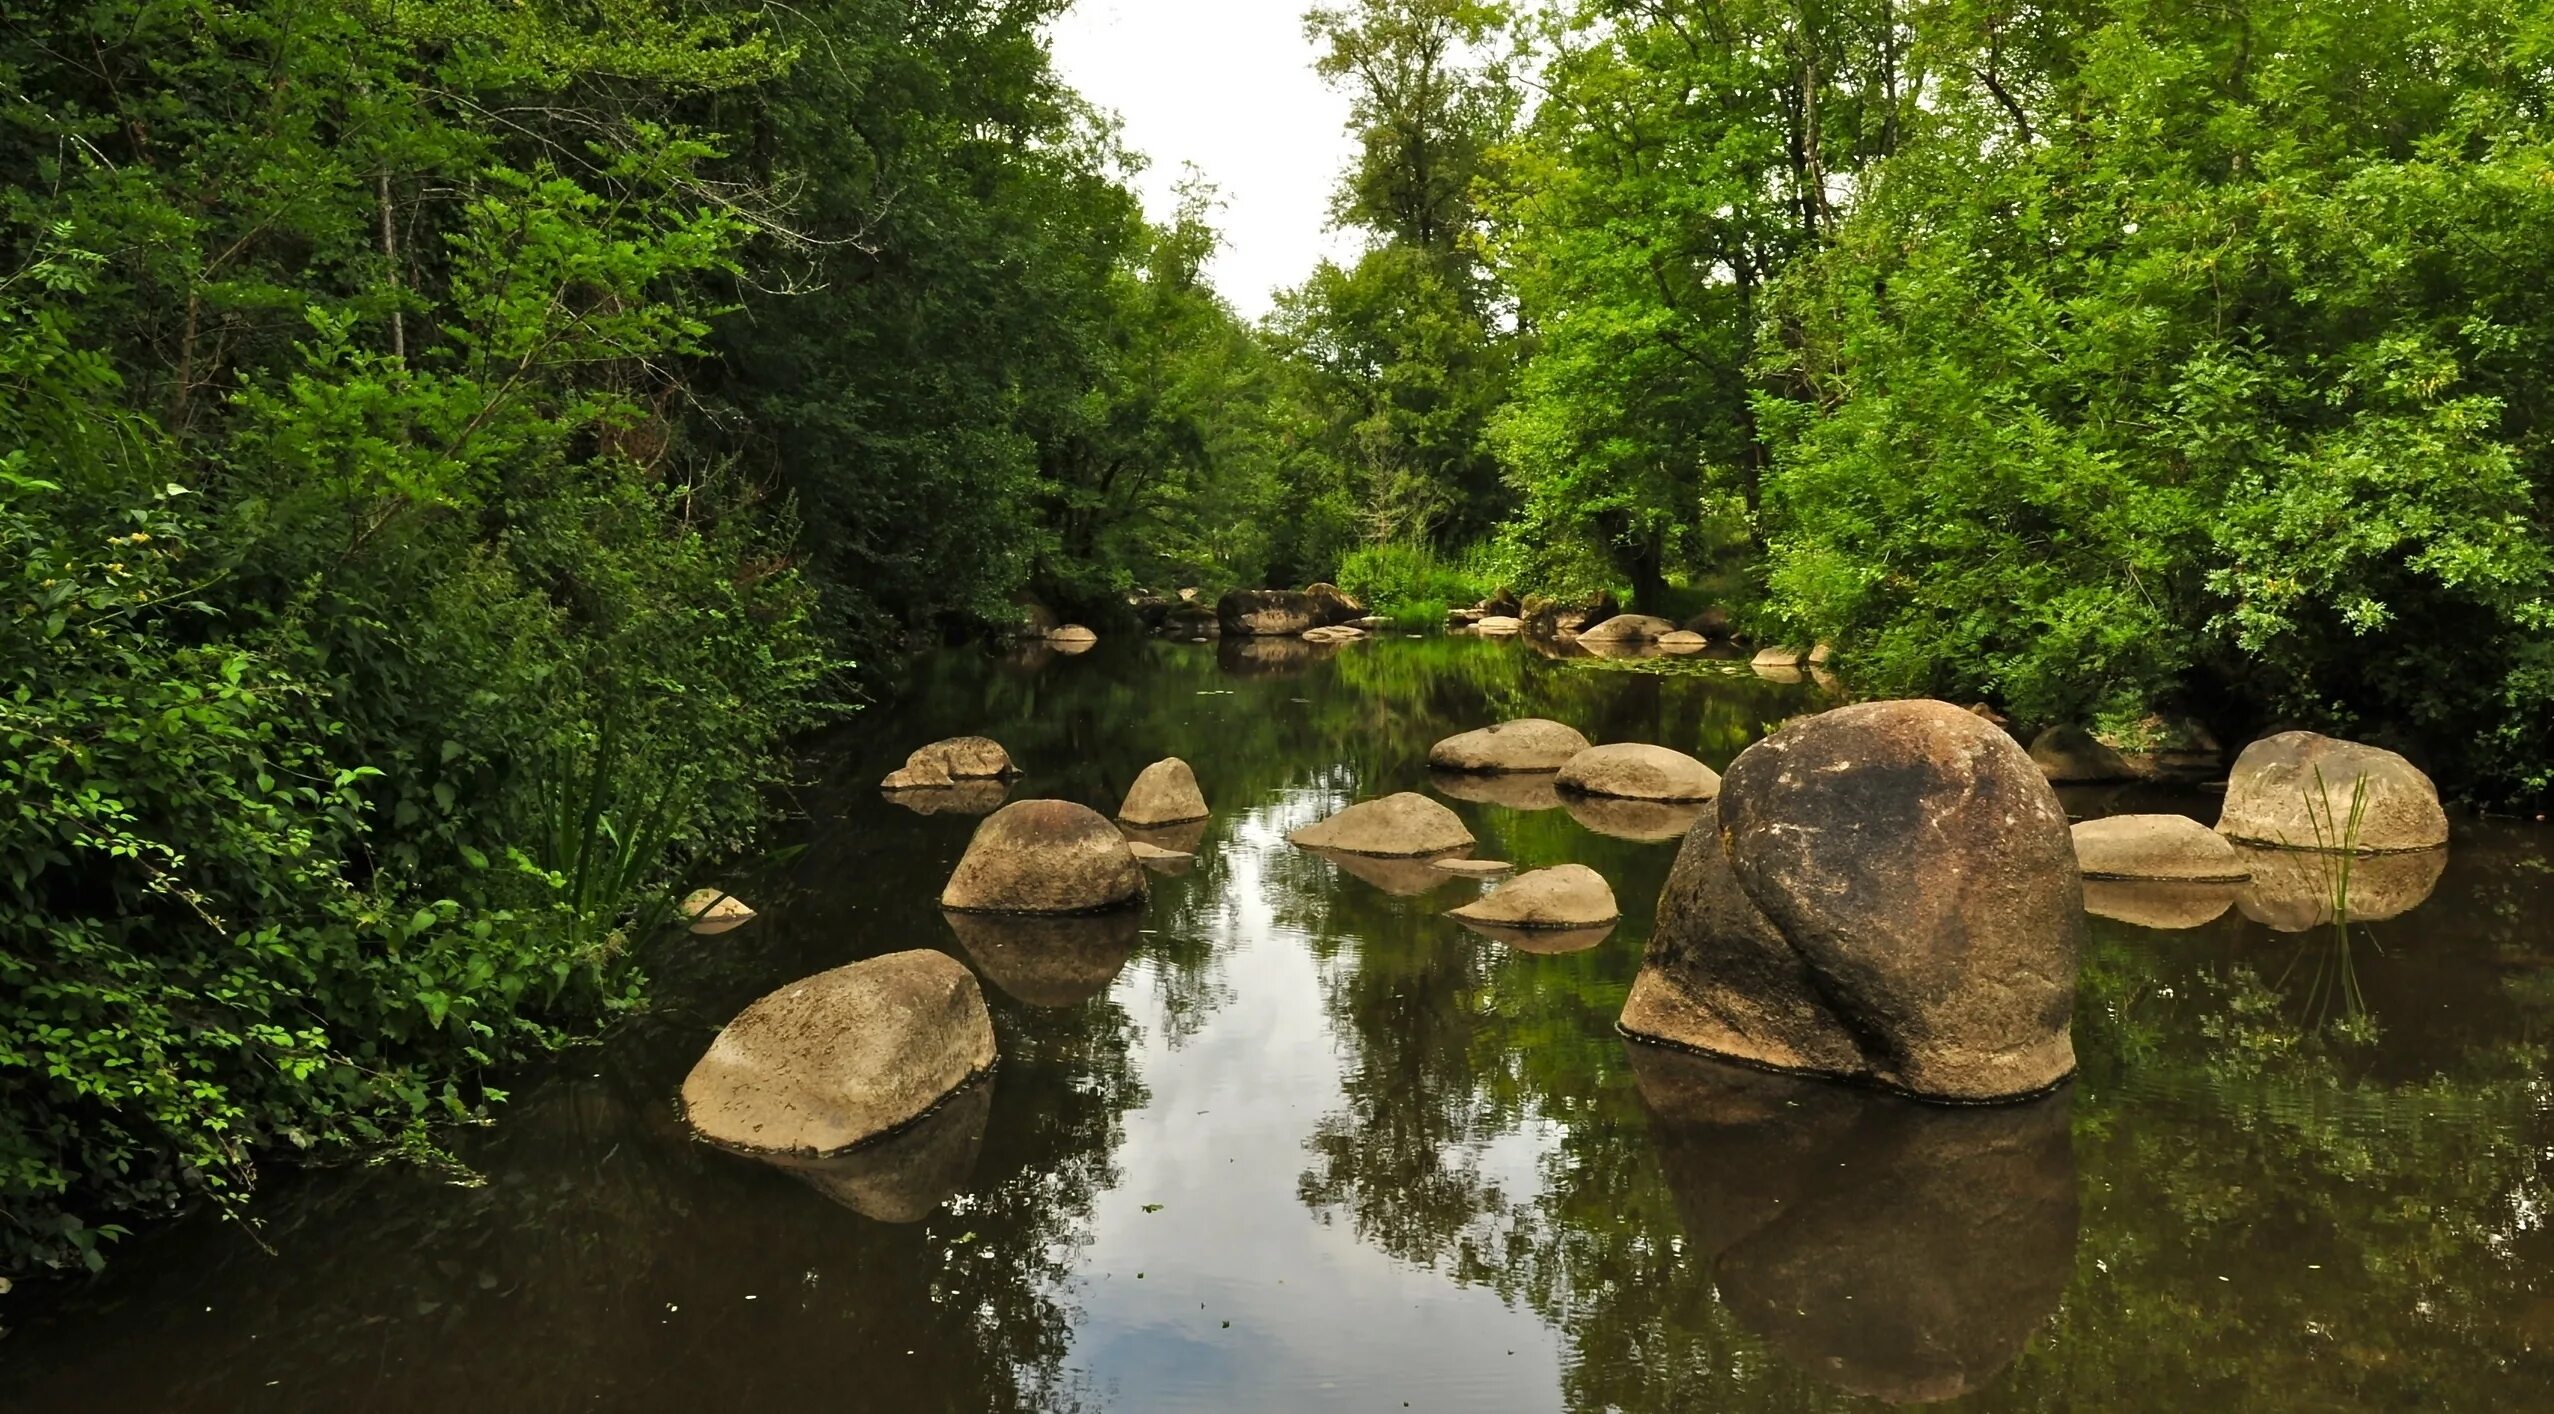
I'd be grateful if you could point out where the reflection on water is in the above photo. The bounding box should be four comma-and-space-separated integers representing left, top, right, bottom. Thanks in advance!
1630, 1045, 2077, 1404
6, 636, 2551, 1412
2235, 844, 2450, 931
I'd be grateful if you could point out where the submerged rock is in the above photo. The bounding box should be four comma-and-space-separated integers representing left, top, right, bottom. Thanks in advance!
2216, 732, 2450, 854
941, 800, 1146, 915
761, 1077, 993, 1223
882, 737, 1015, 792
1556, 743, 1720, 802
2029, 726, 2137, 784
1289, 792, 1476, 857
1632, 1044, 2078, 1403
1621, 700, 2082, 1104
941, 909, 1142, 1007
2071, 815, 2251, 882
1428, 769, 1564, 812
1564, 794, 1709, 842
681, 950, 996, 1157
2234, 843, 2448, 931
1449, 864, 1620, 930
1428, 718, 1592, 774
2082, 879, 2242, 931
681, 888, 757, 936
1119, 757, 1210, 827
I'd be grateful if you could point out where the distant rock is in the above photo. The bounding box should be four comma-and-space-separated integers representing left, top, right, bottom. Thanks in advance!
1752, 646, 1807, 669
1118, 758, 1210, 827
1449, 865, 1620, 930
1523, 591, 1619, 639
1557, 744, 1721, 802
1473, 615, 1524, 636
941, 909, 1142, 1007
2216, 732, 2449, 854
1658, 631, 1711, 653
1447, 607, 1486, 625
882, 737, 1014, 793
1621, 700, 2082, 1104
1217, 587, 1363, 637
1683, 607, 1734, 641
1049, 626, 1097, 656
2070, 815, 2251, 882
1433, 858, 1515, 878
681, 888, 757, 936
2029, 726, 2136, 784
681, 950, 995, 1157
1428, 718, 1592, 774
1578, 614, 1679, 644
1289, 792, 1476, 857
1480, 588, 1523, 617
940, 801, 1146, 915
1302, 624, 1367, 644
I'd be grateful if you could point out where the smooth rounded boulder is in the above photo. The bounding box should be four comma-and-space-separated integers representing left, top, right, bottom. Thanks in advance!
2029, 726, 2136, 784
1119, 757, 1209, 827
1428, 719, 1592, 774
941, 800, 1147, 915
1288, 792, 1475, 857
681, 950, 996, 1157
1557, 743, 1720, 802
1658, 630, 1710, 654
1620, 699, 2083, 1104
2216, 732, 2449, 853
2071, 815, 2251, 882
1449, 865, 1619, 930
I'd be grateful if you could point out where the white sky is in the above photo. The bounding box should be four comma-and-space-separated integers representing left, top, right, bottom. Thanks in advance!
1048, 0, 1362, 319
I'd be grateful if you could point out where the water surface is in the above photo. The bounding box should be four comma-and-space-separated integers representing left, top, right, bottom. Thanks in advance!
6, 635, 2551, 1410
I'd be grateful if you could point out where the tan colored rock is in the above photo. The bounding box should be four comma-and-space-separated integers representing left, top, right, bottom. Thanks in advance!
1449, 865, 1619, 930
1456, 918, 1616, 954
1659, 631, 1711, 654
1754, 662, 1806, 685
762, 1077, 991, 1222
1126, 840, 1194, 875
2070, 815, 2251, 882
1565, 794, 1708, 842
1428, 719, 1592, 774
1288, 792, 1476, 857
2029, 726, 2136, 784
2216, 732, 2449, 853
1621, 700, 2082, 1104
940, 800, 1146, 915
682, 888, 757, 936
941, 910, 1141, 1007
2082, 880, 2240, 931
1752, 645, 1807, 669
1118, 757, 1209, 827
1302, 624, 1367, 644
1557, 743, 1721, 802
681, 950, 995, 1157
1579, 614, 1679, 644
883, 737, 1014, 792
1434, 857, 1515, 878
1218, 586, 1362, 637
1428, 769, 1564, 812
1474, 615, 1524, 635
2234, 844, 2448, 931
1046, 624, 1097, 646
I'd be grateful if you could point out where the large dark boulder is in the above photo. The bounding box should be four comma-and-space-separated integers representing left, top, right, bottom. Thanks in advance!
1621, 699, 2083, 1103
1633, 1044, 2078, 1403
1521, 590, 1620, 639
1217, 586, 1364, 637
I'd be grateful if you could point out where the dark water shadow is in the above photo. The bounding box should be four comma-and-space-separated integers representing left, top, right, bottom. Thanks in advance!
881, 779, 1012, 818
742, 1076, 995, 1223
1630, 1043, 2079, 1404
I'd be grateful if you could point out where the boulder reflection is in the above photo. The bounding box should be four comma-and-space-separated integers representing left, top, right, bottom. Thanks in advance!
881, 778, 1011, 817
1451, 917, 1615, 954
1630, 1044, 2079, 1404
1426, 768, 1565, 812
2235, 845, 2449, 931
1305, 846, 1464, 896
1563, 793, 1707, 842
2083, 878, 2241, 930
940, 908, 1141, 1007
752, 1077, 993, 1223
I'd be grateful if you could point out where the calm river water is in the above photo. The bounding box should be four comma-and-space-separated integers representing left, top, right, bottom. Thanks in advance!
6, 634, 2552, 1411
